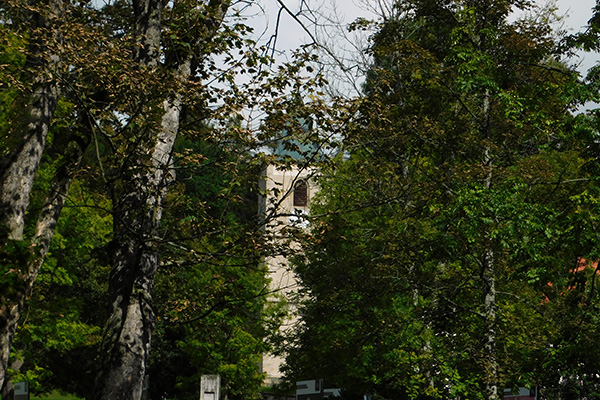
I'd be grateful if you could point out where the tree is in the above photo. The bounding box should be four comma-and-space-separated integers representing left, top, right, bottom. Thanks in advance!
284, 1, 589, 399
0, 0, 103, 388
7, 176, 111, 397
0, 0, 322, 397
526, 4, 600, 398
7, 121, 286, 399
144, 132, 276, 400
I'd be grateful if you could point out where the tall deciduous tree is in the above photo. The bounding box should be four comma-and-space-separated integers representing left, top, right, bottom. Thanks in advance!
285, 1, 588, 399
0, 0, 100, 389
1, 0, 332, 396
91, 0, 235, 398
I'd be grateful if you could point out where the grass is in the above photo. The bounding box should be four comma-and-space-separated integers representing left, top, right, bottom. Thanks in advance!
0, 391, 81, 400
31, 391, 82, 400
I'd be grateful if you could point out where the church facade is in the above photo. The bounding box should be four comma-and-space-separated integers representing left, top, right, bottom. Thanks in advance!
258, 164, 318, 386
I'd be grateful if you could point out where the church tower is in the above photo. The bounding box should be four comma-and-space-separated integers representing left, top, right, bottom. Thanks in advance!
258, 163, 317, 386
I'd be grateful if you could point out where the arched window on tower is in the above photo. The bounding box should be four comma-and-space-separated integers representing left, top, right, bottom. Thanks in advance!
293, 180, 308, 207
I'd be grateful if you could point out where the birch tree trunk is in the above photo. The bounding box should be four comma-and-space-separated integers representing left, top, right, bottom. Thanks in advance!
92, 0, 165, 395
482, 247, 497, 400
0, 0, 64, 240
481, 89, 498, 400
0, 80, 60, 390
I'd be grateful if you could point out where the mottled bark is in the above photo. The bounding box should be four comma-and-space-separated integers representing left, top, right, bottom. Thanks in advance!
94, 93, 182, 400
0, 81, 59, 389
0, 303, 22, 394
0, 135, 88, 391
132, 0, 163, 68
94, 1, 229, 398
481, 89, 498, 400
0, 0, 64, 241
0, 83, 60, 241
0, 0, 66, 391
94, 62, 191, 400
94, 244, 161, 400
483, 248, 498, 400
92, 0, 165, 395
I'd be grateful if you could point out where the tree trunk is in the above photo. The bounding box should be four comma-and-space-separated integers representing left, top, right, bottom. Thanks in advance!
0, 0, 64, 240
94, 0, 230, 396
0, 0, 66, 390
92, 0, 167, 394
481, 88, 498, 400
93, 0, 229, 397
0, 358, 23, 400
94, 92, 183, 400
0, 134, 88, 391
94, 244, 161, 400
0, 303, 22, 394
0, 83, 60, 240
483, 247, 498, 400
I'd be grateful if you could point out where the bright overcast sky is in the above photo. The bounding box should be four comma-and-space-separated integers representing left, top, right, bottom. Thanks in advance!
557, 0, 595, 32
239, 0, 598, 97
248, 0, 597, 60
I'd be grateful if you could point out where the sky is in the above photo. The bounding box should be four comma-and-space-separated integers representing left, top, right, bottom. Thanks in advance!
556, 0, 595, 33
245, 0, 598, 78
231, 0, 599, 125
251, 0, 597, 44
555, 0, 597, 72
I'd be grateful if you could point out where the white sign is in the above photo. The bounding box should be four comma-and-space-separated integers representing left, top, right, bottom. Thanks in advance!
200, 375, 220, 400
